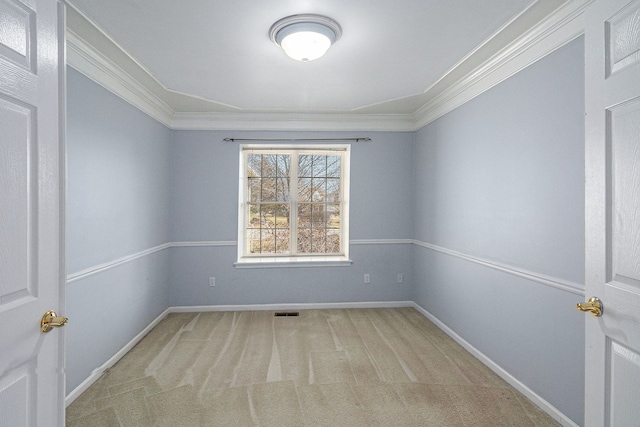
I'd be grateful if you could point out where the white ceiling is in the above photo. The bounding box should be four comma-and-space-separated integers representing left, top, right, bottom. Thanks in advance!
64, 0, 566, 117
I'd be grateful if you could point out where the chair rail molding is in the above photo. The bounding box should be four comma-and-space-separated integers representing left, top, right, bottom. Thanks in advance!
413, 240, 585, 296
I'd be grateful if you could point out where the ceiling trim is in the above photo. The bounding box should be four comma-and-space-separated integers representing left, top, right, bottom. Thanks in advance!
171, 112, 416, 132
66, 29, 174, 127
413, 0, 592, 130
64, 0, 591, 132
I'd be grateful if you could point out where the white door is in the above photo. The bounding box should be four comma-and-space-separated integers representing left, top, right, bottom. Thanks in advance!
584, 0, 640, 425
0, 0, 65, 426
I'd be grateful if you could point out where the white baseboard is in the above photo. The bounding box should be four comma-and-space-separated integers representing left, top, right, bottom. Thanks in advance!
170, 301, 413, 313
410, 302, 579, 427
65, 307, 171, 406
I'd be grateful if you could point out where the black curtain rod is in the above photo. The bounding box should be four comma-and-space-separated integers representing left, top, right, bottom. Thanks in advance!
223, 137, 371, 142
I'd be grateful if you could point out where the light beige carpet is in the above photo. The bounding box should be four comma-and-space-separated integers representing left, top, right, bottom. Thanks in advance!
67, 308, 559, 426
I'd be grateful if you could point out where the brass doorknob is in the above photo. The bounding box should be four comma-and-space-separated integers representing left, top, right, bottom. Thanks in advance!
576, 297, 603, 317
41, 310, 68, 333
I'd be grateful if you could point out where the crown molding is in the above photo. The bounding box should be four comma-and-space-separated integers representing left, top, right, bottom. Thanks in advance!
171, 111, 416, 132
66, 28, 174, 128
65, 0, 591, 132
412, 0, 593, 129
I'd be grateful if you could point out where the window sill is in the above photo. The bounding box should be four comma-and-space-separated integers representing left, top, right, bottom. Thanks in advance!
235, 256, 353, 269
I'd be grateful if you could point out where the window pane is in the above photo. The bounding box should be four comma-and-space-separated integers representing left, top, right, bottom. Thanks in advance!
246, 204, 290, 254
255, 204, 275, 253
260, 228, 275, 253
298, 178, 312, 202
248, 219, 267, 253
327, 204, 340, 228
275, 204, 290, 229
312, 155, 327, 177
248, 178, 261, 202
261, 178, 276, 201
299, 154, 312, 177
247, 154, 262, 177
326, 178, 340, 202
274, 229, 290, 253
297, 202, 341, 253
261, 154, 278, 177
247, 228, 261, 253
297, 229, 312, 253
298, 203, 312, 228
312, 178, 326, 201
247, 203, 260, 227
276, 177, 290, 201
326, 230, 340, 253
260, 204, 276, 227
311, 232, 326, 253
326, 155, 341, 178
311, 204, 325, 228
276, 154, 290, 177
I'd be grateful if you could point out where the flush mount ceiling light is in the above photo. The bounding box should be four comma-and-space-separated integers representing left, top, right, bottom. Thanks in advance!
269, 14, 342, 62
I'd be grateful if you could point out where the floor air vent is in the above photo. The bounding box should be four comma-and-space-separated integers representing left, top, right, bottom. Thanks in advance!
274, 312, 300, 317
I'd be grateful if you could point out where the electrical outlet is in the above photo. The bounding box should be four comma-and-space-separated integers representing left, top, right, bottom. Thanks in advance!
397, 274, 403, 284
209, 277, 216, 287
364, 273, 370, 284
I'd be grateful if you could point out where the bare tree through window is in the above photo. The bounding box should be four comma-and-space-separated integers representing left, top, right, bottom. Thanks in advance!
242, 147, 347, 258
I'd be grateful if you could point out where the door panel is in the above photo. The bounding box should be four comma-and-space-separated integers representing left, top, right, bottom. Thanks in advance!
0, 95, 36, 307
0, 0, 64, 425
608, 341, 640, 426
585, 0, 640, 425
605, 98, 640, 352
0, 362, 32, 426
0, 0, 35, 71
606, 0, 640, 77
609, 100, 640, 286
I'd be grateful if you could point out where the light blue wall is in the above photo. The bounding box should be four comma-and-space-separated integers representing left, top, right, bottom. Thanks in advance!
66, 67, 172, 392
65, 251, 170, 392
169, 130, 415, 306
170, 244, 413, 306
412, 37, 585, 424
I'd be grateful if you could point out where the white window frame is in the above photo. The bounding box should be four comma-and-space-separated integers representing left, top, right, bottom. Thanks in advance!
236, 144, 351, 268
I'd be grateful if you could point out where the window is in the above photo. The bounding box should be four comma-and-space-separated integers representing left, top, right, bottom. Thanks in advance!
237, 145, 350, 266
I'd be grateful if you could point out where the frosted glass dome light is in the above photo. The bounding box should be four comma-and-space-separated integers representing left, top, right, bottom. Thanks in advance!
270, 15, 342, 62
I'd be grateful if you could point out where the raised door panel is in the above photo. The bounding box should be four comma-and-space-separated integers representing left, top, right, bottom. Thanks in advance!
604, 98, 640, 425
607, 0, 640, 76
0, 363, 34, 425
0, 96, 36, 308
0, 0, 35, 70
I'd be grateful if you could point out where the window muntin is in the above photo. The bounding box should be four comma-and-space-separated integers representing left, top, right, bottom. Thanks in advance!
238, 145, 349, 263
